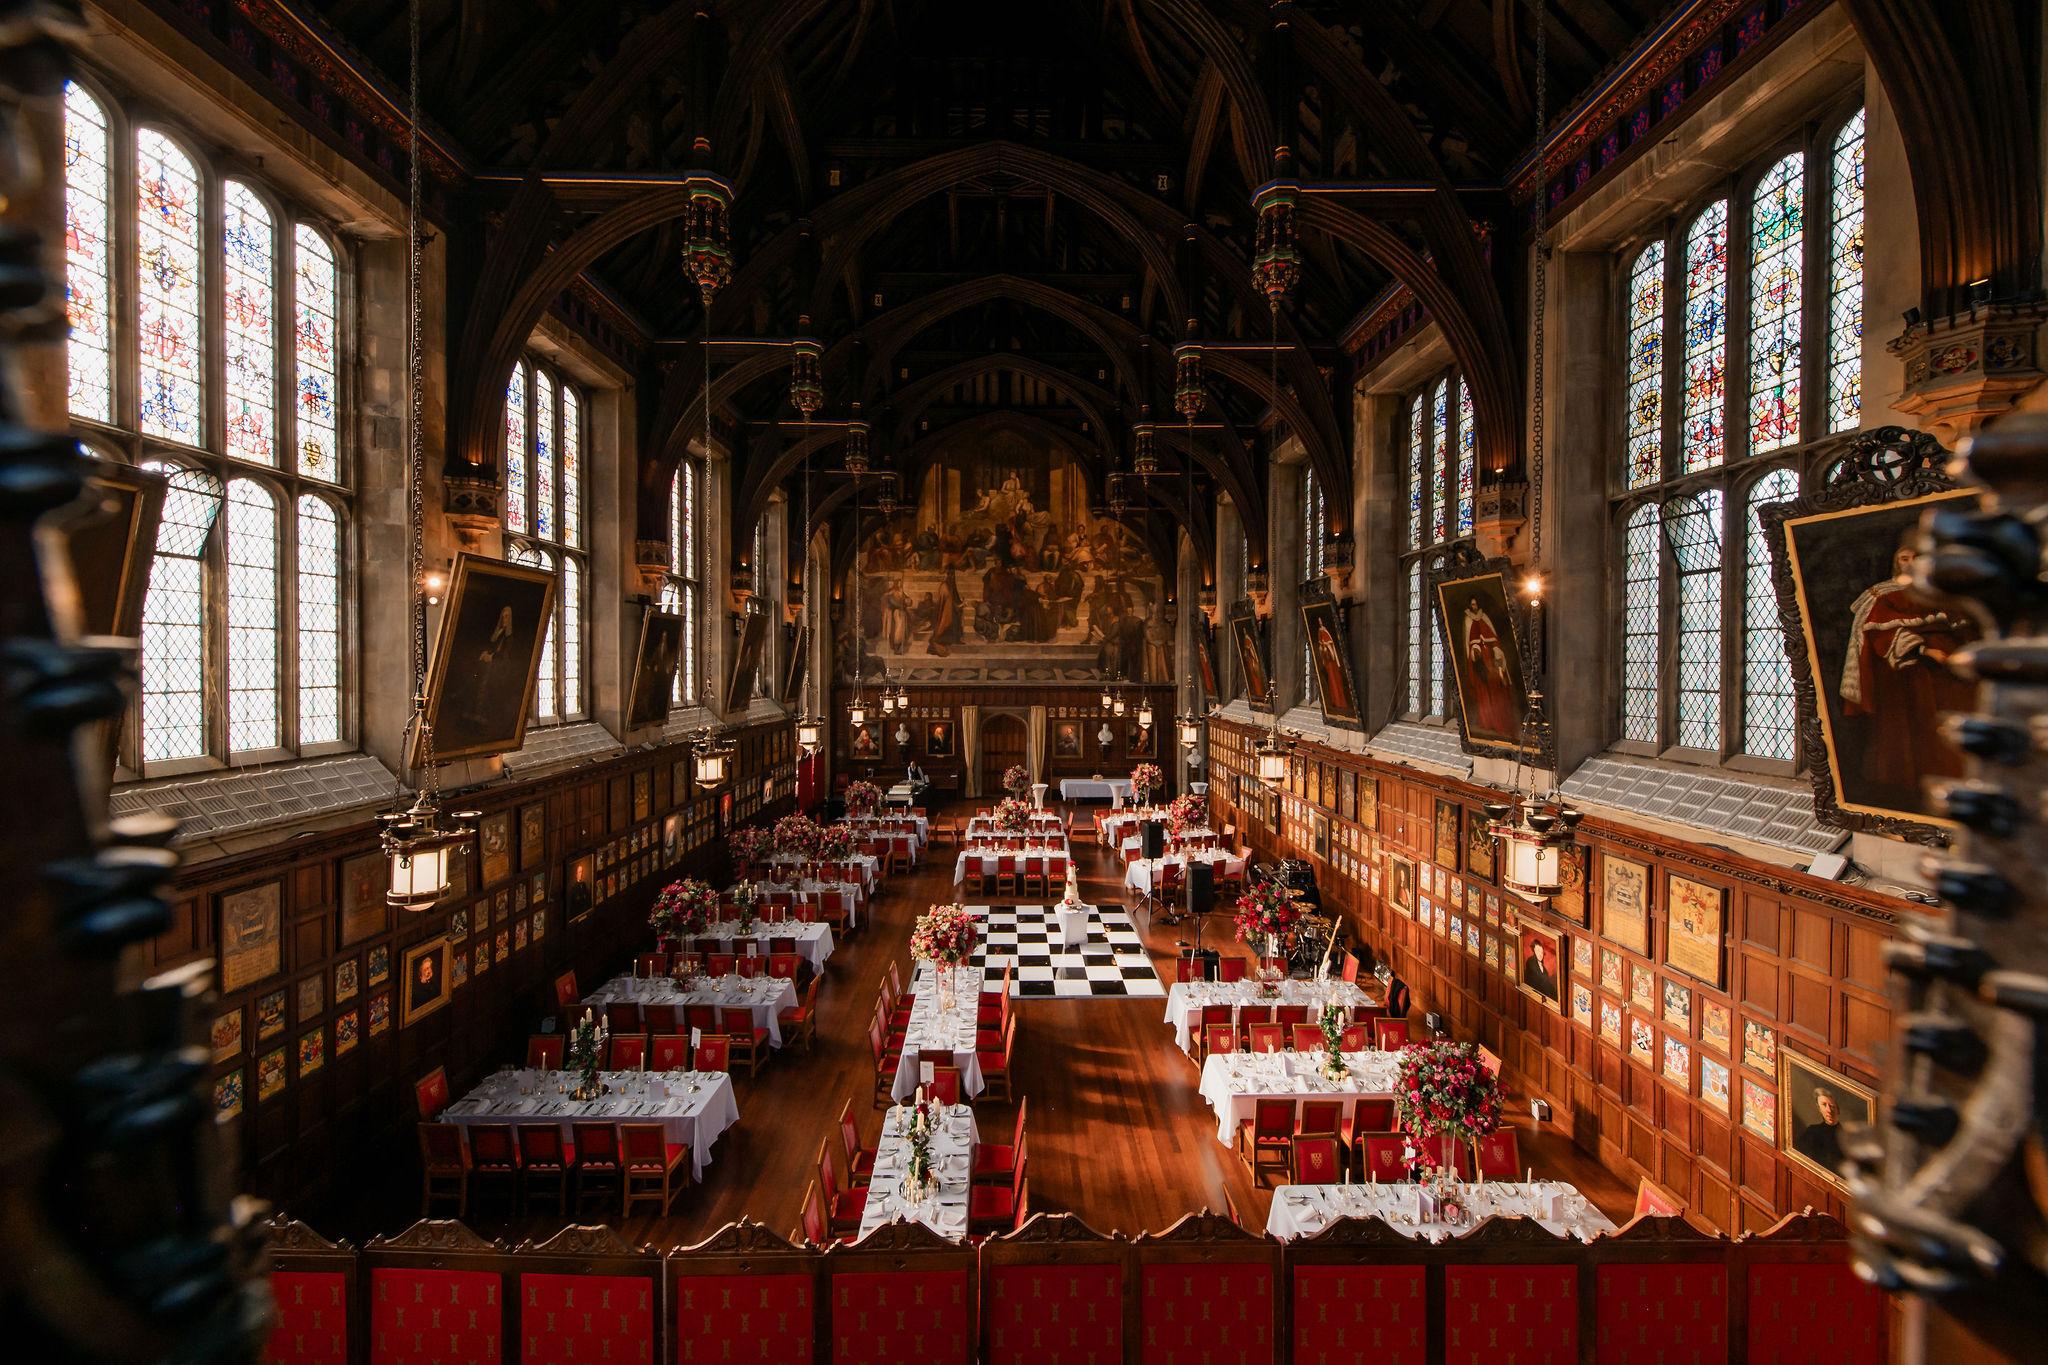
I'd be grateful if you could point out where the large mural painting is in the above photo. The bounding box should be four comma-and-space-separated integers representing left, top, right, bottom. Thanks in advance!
836, 430, 1169, 683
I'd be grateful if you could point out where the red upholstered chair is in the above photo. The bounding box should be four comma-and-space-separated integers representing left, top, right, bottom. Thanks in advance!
1341, 952, 1361, 984
602, 1001, 641, 1036
779, 977, 821, 1052
1290, 1024, 1323, 1051
1474, 1128, 1521, 1181
1444, 1264, 1578, 1363
1247, 1022, 1287, 1054
1743, 1248, 1886, 1363
417, 1122, 467, 1217
571, 1121, 622, 1213
769, 935, 798, 955
686, 1004, 721, 1037
1237, 1097, 1295, 1185
1374, 1017, 1412, 1050
650, 1034, 690, 1072
837, 1098, 876, 1187
1352, 1096, 1398, 1136
1202, 1022, 1238, 1064
365, 1262, 503, 1365
1339, 1023, 1371, 1051
927, 1065, 964, 1107
1291, 1135, 1344, 1184
464, 1122, 521, 1211
799, 1180, 835, 1247
816, 1137, 868, 1237
1176, 956, 1201, 983
707, 953, 736, 976
735, 954, 766, 979
262, 1217, 353, 1365
1297, 1100, 1345, 1141
518, 1124, 577, 1213
969, 1144, 1027, 1236
413, 1065, 451, 1121
634, 953, 667, 978
620, 1121, 687, 1217
1274, 1004, 1310, 1030
553, 970, 580, 1010
1361, 1135, 1411, 1183
1632, 1177, 1684, 1220
1415, 1133, 1474, 1179
1477, 1045, 1503, 1077
868, 1016, 902, 1109
722, 1006, 770, 1077
995, 854, 1018, 897
972, 1097, 1028, 1186
767, 952, 802, 982
641, 1003, 679, 1035
978, 1015, 1016, 1103
1237, 1005, 1275, 1051
1352, 1004, 1386, 1035
693, 1036, 730, 1073
1595, 1262, 1728, 1365
1290, 1264, 1425, 1365
606, 1033, 647, 1071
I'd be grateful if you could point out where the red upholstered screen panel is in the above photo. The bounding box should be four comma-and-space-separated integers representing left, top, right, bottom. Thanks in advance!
264, 1270, 349, 1365
1443, 1263, 1578, 1365
1595, 1264, 1728, 1365
1745, 1263, 1885, 1364
830, 1269, 972, 1364
675, 1272, 814, 1365
987, 1262, 1125, 1365
1139, 1262, 1275, 1365
370, 1267, 503, 1365
519, 1272, 654, 1365
1292, 1264, 1426, 1365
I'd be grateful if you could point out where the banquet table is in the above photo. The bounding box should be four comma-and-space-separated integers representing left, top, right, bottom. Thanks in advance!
1119, 830, 1220, 858
855, 1103, 982, 1243
965, 814, 1066, 838
1264, 1180, 1618, 1243
892, 965, 987, 1102
848, 813, 929, 847
1099, 810, 1163, 847
1164, 978, 1381, 1053
764, 851, 880, 894
756, 879, 865, 930
951, 844, 1073, 889
689, 918, 835, 971
1197, 1048, 1405, 1143
1124, 849, 1244, 898
584, 973, 798, 1047
1060, 778, 1132, 802
442, 1068, 739, 1178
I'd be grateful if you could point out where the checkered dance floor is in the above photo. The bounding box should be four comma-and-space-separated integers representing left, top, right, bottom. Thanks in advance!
962, 904, 1168, 998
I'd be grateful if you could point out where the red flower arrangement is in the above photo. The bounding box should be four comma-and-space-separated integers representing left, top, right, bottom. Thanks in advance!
814, 822, 857, 862
1232, 878, 1303, 949
727, 825, 771, 870
649, 877, 717, 942
910, 904, 979, 967
1165, 793, 1207, 838
1393, 1042, 1504, 1145
1002, 764, 1030, 797
772, 813, 821, 858
845, 780, 883, 815
1129, 763, 1164, 805
992, 796, 1031, 832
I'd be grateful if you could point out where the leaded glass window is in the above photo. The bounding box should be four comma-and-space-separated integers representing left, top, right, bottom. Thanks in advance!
225, 478, 280, 752
136, 129, 203, 445
221, 183, 275, 465
561, 385, 583, 548
1827, 111, 1866, 433
669, 458, 701, 705
510, 543, 559, 723
1400, 372, 1469, 721
534, 369, 556, 541
296, 494, 341, 747
139, 464, 223, 762
1454, 378, 1475, 537
1666, 490, 1724, 752
506, 356, 587, 723
504, 366, 529, 534
1621, 504, 1660, 744
64, 82, 113, 423
1681, 201, 1728, 473
1741, 471, 1798, 759
293, 226, 339, 478
1747, 155, 1804, 454
1405, 399, 1424, 550
1301, 465, 1325, 704
1429, 380, 1449, 543
1623, 242, 1664, 489
1405, 562, 1422, 716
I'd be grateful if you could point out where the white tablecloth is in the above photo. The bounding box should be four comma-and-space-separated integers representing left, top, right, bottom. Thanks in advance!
1197, 1049, 1405, 1143
856, 1103, 981, 1243
966, 815, 1066, 838
1164, 979, 1381, 1053
892, 966, 987, 1102
443, 1068, 739, 1178
756, 879, 864, 930
584, 974, 798, 1047
952, 845, 1073, 888
1124, 850, 1244, 897
1265, 1181, 1618, 1243
1060, 778, 1132, 802
764, 852, 880, 894
848, 814, 928, 847
1053, 901, 1091, 948
689, 918, 835, 971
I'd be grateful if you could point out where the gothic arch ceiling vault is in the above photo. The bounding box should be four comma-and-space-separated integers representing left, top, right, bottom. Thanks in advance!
311, 0, 1682, 581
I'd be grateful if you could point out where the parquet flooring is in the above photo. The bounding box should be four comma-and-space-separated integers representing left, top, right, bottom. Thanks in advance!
341, 798, 1633, 1248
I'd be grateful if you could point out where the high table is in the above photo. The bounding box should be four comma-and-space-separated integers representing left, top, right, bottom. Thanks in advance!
442, 1067, 738, 1178
891, 964, 986, 1102
855, 1103, 981, 1243
1265, 1180, 1617, 1243
686, 918, 835, 971
1196, 1048, 1404, 1143
1164, 978, 1380, 1053
584, 973, 797, 1047
1059, 778, 1132, 803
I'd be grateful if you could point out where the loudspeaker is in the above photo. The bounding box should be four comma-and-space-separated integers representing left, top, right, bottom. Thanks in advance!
1139, 819, 1165, 860
1185, 859, 1215, 918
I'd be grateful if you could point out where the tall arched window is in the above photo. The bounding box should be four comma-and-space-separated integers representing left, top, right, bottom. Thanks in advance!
664, 458, 701, 705
1399, 370, 1470, 721
1300, 464, 1326, 704
1609, 111, 1862, 764
505, 356, 587, 721
69, 83, 353, 774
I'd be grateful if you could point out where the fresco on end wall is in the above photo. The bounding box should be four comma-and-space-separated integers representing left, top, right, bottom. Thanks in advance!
835, 430, 1169, 683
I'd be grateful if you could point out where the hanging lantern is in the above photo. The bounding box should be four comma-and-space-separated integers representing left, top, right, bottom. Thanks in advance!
1251, 182, 1302, 305
848, 694, 867, 728
1132, 422, 1159, 479
1137, 696, 1155, 728
1112, 691, 1127, 718
1487, 796, 1583, 898
1254, 731, 1291, 788
692, 726, 735, 791
796, 714, 825, 755
789, 330, 825, 417
378, 794, 478, 911
1173, 342, 1205, 420
682, 171, 735, 305
895, 679, 910, 711
1100, 681, 1115, 711
1176, 711, 1202, 751
844, 413, 870, 476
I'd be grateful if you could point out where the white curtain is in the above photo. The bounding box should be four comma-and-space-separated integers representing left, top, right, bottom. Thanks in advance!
960, 705, 981, 799
1026, 704, 1048, 785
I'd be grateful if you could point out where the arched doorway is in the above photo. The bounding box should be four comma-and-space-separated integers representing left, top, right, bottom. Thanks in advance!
979, 713, 1026, 799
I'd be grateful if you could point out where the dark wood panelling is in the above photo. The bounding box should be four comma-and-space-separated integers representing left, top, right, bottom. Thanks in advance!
828, 684, 1177, 794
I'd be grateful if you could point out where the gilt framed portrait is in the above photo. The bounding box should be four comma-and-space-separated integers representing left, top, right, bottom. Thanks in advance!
1759, 431, 1973, 841
1600, 854, 1652, 956
1517, 921, 1564, 1012
1464, 813, 1495, 883
418, 553, 555, 764
1357, 774, 1378, 830
400, 938, 451, 1027
1664, 873, 1727, 988
850, 724, 880, 759
1388, 854, 1415, 917
1430, 559, 1535, 760
1053, 720, 1081, 757
519, 802, 546, 872
626, 609, 685, 730
1778, 1051, 1875, 1190
724, 603, 770, 713
1433, 799, 1461, 871
478, 810, 513, 888
925, 720, 955, 758
219, 881, 282, 994
1227, 599, 1272, 711
1299, 584, 1364, 730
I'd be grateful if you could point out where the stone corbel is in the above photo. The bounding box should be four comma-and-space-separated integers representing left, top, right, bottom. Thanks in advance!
442, 472, 500, 554
728, 561, 755, 615
1197, 584, 1219, 624
783, 583, 805, 624
1886, 302, 2048, 445
1322, 535, 1356, 600
1471, 479, 1528, 562
632, 539, 669, 600
1244, 565, 1271, 617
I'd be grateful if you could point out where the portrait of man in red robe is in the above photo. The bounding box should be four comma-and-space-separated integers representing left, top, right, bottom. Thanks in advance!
1836, 540, 1978, 811
1458, 596, 1521, 740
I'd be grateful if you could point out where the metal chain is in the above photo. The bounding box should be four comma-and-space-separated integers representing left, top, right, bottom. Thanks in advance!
702, 306, 713, 702
800, 400, 812, 717
406, 0, 436, 792
1527, 0, 1547, 575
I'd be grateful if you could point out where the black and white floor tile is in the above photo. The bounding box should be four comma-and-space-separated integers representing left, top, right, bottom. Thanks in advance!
960, 904, 1167, 999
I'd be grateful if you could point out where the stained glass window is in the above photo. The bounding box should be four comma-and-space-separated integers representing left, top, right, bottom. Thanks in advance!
1623, 242, 1664, 488
64, 82, 113, 423
1680, 201, 1728, 472
136, 129, 203, 445
1430, 380, 1450, 542
293, 226, 339, 478
1827, 110, 1866, 433
296, 494, 341, 747
1747, 156, 1804, 454
534, 368, 556, 541
1406, 562, 1422, 715
511, 544, 558, 722
1621, 504, 1661, 744
224, 479, 280, 752
1667, 490, 1724, 752
1454, 378, 1475, 536
1302, 466, 1325, 703
139, 464, 223, 762
1742, 470, 1798, 758
561, 385, 582, 548
503, 366, 529, 534
221, 183, 276, 465
1405, 397, 1425, 550
672, 459, 698, 704
560, 555, 582, 715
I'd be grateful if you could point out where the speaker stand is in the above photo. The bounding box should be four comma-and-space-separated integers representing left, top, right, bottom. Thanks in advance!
1157, 858, 1186, 926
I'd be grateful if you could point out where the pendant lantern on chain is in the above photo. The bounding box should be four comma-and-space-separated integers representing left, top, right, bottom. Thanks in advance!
1251, 183, 1302, 304
1172, 342, 1205, 420
789, 331, 825, 417
1132, 421, 1158, 478
843, 414, 871, 476
682, 170, 735, 304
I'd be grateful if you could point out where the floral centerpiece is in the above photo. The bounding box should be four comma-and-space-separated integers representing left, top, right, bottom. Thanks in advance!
814, 822, 857, 863
772, 812, 821, 859
1317, 995, 1350, 1082
845, 779, 883, 816
1233, 878, 1304, 995
992, 796, 1031, 833
727, 825, 772, 873
900, 1095, 941, 1205
1129, 762, 1164, 806
650, 876, 717, 946
567, 1008, 609, 1101
1165, 792, 1206, 838
1393, 1041, 1504, 1155
911, 903, 980, 1010
731, 879, 760, 934
1002, 763, 1030, 798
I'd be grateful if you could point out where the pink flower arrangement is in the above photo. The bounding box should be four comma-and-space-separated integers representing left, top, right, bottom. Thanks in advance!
649, 877, 717, 942
1394, 1041, 1504, 1145
992, 797, 1032, 832
845, 780, 883, 815
1232, 878, 1303, 949
772, 813, 821, 858
727, 825, 772, 869
1130, 762, 1164, 804
814, 822, 857, 862
1165, 793, 1207, 837
1002, 764, 1030, 796
910, 904, 979, 967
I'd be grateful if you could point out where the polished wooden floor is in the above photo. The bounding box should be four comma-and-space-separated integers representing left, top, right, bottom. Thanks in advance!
350, 797, 1634, 1247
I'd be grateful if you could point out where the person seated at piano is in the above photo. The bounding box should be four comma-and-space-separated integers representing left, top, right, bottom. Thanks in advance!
905, 759, 929, 803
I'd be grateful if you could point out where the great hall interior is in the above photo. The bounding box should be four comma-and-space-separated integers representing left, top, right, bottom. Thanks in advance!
9, 1, 2048, 1361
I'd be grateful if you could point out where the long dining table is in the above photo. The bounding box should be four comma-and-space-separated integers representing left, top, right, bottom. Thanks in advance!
890, 964, 986, 1102
441, 1067, 739, 1178
684, 917, 835, 971
1164, 977, 1380, 1053
1195, 1047, 1406, 1144
1264, 1180, 1618, 1243
583, 972, 798, 1047
854, 1102, 981, 1243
